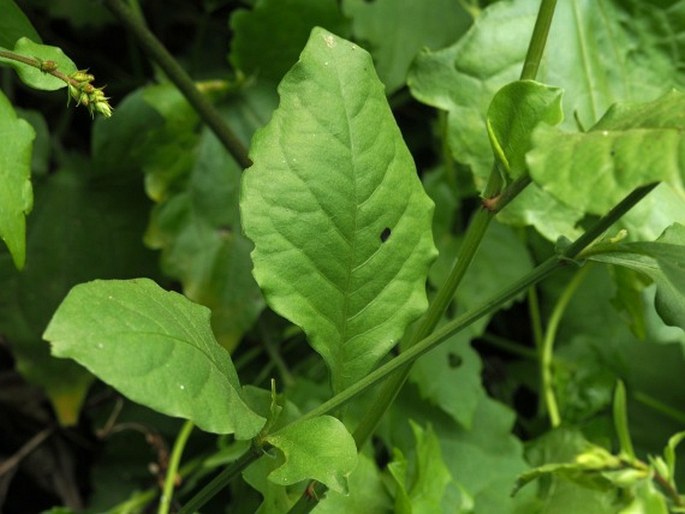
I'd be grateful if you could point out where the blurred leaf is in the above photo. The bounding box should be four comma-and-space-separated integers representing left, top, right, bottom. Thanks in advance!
487, 80, 563, 179
586, 223, 685, 329
0, 90, 34, 269
528, 91, 685, 216
35, 0, 113, 28
44, 278, 266, 437
342, 0, 471, 94
0, 0, 41, 47
16, 108, 50, 177
229, 0, 349, 83
0, 160, 158, 425
0, 37, 76, 90
266, 415, 357, 494
95, 83, 270, 349
241, 28, 436, 393
388, 421, 453, 514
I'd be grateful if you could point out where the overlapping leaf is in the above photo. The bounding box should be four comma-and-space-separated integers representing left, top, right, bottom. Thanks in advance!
241, 28, 436, 393
585, 223, 685, 329
408, 0, 685, 240
94, 83, 269, 350
342, 0, 471, 94
44, 278, 266, 437
0, 91, 34, 269
230, 0, 349, 83
528, 91, 685, 215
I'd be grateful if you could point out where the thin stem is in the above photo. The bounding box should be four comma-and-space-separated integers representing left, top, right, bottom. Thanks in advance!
520, 0, 558, 81
634, 391, 685, 425
0, 49, 78, 87
158, 421, 194, 514
479, 333, 538, 360
102, 0, 252, 169
178, 446, 263, 514
540, 264, 590, 428
528, 286, 544, 351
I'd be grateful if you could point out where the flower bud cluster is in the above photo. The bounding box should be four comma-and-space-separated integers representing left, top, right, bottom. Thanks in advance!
67, 69, 113, 118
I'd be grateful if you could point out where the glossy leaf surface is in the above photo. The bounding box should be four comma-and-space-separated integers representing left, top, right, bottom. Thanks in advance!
241, 28, 436, 393
44, 278, 265, 437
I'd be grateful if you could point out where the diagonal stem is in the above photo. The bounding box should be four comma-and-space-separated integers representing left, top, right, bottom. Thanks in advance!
102, 0, 252, 169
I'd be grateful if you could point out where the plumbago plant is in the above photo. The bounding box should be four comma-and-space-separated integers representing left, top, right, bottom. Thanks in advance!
1, 0, 685, 513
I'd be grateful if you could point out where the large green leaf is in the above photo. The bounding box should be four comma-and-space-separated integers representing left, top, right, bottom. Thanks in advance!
241, 28, 436, 393
43, 278, 265, 437
342, 0, 471, 94
585, 223, 685, 329
0, 37, 76, 91
265, 415, 357, 494
229, 0, 349, 83
0, 90, 34, 269
528, 91, 685, 215
0, 0, 41, 48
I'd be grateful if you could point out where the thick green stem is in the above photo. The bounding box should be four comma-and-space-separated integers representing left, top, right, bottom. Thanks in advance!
520, 0, 558, 81
102, 0, 252, 169
540, 264, 590, 428
158, 420, 194, 514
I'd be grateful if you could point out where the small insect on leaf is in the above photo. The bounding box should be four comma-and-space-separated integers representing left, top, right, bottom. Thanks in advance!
380, 227, 391, 243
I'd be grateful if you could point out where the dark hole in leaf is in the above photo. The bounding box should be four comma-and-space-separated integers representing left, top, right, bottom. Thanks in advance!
447, 353, 463, 368
380, 227, 391, 242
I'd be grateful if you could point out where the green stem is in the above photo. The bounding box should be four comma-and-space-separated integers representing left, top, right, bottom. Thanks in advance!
178, 446, 263, 514
158, 420, 194, 514
633, 391, 685, 425
528, 286, 544, 351
540, 264, 590, 427
520, 0, 558, 81
0, 49, 78, 87
294, 183, 657, 423
352, 203, 494, 447
479, 333, 538, 360
102, 0, 252, 169
184, 182, 657, 514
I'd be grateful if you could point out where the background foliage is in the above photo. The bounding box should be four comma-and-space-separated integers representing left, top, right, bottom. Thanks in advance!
1, 0, 684, 513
